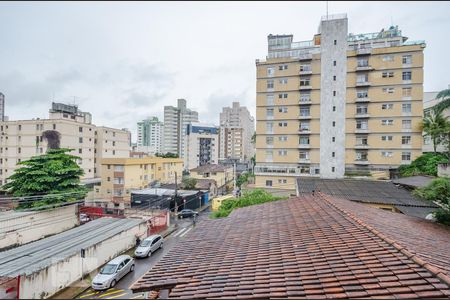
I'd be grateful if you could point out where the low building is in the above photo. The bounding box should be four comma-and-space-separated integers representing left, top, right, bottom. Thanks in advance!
211, 194, 234, 211
0, 217, 147, 299
130, 188, 207, 212
96, 157, 184, 208
184, 123, 219, 170
190, 164, 234, 195
131, 195, 450, 299
296, 177, 439, 218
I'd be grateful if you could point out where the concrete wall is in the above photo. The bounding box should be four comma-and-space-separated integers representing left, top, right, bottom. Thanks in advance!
0, 205, 79, 250
438, 163, 450, 178
18, 220, 147, 299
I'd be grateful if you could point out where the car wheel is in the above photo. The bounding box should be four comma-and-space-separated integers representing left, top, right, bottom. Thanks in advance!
130, 264, 135, 272
110, 280, 116, 288
147, 250, 152, 257
160, 242, 164, 249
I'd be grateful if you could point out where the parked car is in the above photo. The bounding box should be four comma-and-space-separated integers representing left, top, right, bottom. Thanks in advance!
79, 213, 90, 223
134, 234, 164, 258
178, 209, 199, 219
91, 255, 135, 290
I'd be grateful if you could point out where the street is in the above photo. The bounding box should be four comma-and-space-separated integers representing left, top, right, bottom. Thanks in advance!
76, 208, 210, 299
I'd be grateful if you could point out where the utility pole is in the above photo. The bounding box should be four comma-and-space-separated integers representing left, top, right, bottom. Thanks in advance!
174, 172, 178, 217
233, 162, 236, 192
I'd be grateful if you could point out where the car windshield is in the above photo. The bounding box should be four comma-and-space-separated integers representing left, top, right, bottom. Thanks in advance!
100, 264, 117, 275
140, 240, 152, 247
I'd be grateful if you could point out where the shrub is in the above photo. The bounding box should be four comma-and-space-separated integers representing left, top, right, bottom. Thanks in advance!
398, 153, 448, 177
414, 177, 450, 226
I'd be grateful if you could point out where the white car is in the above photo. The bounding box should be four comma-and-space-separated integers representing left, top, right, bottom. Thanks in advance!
79, 213, 90, 223
134, 234, 164, 258
91, 255, 135, 290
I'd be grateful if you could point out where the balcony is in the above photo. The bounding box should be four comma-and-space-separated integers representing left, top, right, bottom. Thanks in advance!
355, 113, 370, 118
299, 99, 312, 105
298, 53, 313, 60
299, 158, 311, 163
355, 65, 374, 71
355, 128, 370, 134
354, 144, 369, 149
298, 144, 311, 149
299, 70, 313, 75
113, 171, 124, 177
356, 48, 372, 55
299, 85, 312, 90
298, 129, 311, 134
299, 115, 312, 120
354, 159, 369, 165
355, 97, 371, 103
356, 81, 371, 87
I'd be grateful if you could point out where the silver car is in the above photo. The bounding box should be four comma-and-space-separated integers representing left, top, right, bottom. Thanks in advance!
134, 234, 164, 258
91, 255, 135, 290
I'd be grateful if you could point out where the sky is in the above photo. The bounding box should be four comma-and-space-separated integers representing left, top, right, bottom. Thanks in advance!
1, 1, 449, 142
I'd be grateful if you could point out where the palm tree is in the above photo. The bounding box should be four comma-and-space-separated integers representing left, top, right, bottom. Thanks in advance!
421, 110, 446, 154
434, 89, 450, 114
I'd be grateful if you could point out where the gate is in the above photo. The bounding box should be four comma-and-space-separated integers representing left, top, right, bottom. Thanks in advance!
149, 213, 168, 235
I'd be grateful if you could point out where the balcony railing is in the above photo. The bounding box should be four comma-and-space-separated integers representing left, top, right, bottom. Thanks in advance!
299, 158, 310, 163
355, 97, 370, 103
355, 128, 369, 134
354, 144, 369, 149
299, 98, 312, 104
299, 129, 311, 134
299, 115, 312, 120
355, 65, 374, 71
298, 53, 313, 60
299, 85, 313, 90
356, 81, 371, 87
299, 70, 313, 75
354, 159, 369, 165
356, 48, 372, 55
355, 113, 370, 118
298, 144, 311, 149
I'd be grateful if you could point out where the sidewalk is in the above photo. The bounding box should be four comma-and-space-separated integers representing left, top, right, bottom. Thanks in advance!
50, 224, 177, 299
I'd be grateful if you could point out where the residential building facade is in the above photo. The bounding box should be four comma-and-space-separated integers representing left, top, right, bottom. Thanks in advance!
137, 116, 164, 155
163, 99, 198, 157
184, 122, 219, 170
219, 102, 255, 161
189, 164, 234, 195
0, 103, 130, 186
97, 156, 183, 207
255, 14, 425, 189
0, 93, 5, 122
423, 88, 450, 153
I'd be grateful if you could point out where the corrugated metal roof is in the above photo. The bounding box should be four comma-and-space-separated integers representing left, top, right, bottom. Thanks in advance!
0, 217, 144, 277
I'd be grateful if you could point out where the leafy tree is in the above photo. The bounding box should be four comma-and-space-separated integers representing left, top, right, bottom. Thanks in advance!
182, 177, 198, 190
421, 110, 447, 154
414, 178, 450, 226
398, 153, 448, 177
2, 148, 87, 209
155, 152, 179, 158
210, 189, 287, 218
236, 172, 255, 188
433, 88, 450, 114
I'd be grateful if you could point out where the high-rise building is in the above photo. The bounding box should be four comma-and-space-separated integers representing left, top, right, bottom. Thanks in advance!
0, 93, 5, 122
219, 102, 255, 161
0, 102, 130, 186
184, 122, 219, 170
255, 14, 425, 189
163, 99, 198, 157
137, 117, 164, 154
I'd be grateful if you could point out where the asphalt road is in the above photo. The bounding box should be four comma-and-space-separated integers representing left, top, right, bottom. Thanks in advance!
76, 208, 210, 299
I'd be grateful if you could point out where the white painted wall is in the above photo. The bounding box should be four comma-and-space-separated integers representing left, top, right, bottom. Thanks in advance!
0, 205, 79, 250
18, 220, 147, 299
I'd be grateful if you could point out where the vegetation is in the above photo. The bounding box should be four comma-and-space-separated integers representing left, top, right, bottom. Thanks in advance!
236, 172, 255, 188
182, 177, 198, 190
414, 177, 450, 226
2, 148, 87, 209
155, 152, 179, 158
210, 189, 287, 218
422, 110, 447, 154
398, 153, 448, 177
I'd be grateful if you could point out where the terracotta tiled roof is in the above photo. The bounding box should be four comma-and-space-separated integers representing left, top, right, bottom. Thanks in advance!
131, 194, 450, 299
297, 178, 439, 218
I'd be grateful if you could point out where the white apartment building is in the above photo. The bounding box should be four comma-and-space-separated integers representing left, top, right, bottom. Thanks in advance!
219, 102, 255, 161
137, 116, 164, 155
163, 99, 198, 157
0, 102, 130, 186
184, 122, 219, 170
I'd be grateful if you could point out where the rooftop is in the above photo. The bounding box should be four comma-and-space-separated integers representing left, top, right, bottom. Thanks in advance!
190, 164, 232, 173
393, 176, 435, 189
0, 217, 144, 277
131, 194, 450, 298
296, 178, 439, 219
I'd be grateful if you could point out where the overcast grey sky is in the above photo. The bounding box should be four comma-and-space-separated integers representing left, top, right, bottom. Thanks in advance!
1, 1, 449, 142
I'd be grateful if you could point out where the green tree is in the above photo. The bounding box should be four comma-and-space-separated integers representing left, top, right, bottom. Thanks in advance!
433, 88, 450, 114
398, 153, 448, 177
155, 152, 179, 158
2, 148, 87, 209
422, 110, 447, 154
414, 178, 450, 226
182, 177, 198, 190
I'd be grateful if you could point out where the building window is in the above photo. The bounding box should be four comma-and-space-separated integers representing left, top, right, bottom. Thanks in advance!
279, 64, 288, 70
332, 167, 335, 172
382, 55, 394, 61
79, 137, 83, 143
402, 120, 412, 129
278, 150, 288, 156
402, 87, 412, 97
381, 135, 393, 141
107, 177, 110, 182
279, 78, 288, 84
356, 151, 368, 161
278, 179, 287, 184
266, 136, 274, 145
402, 103, 412, 113
382, 104, 394, 110
278, 122, 288, 127
402, 136, 411, 145
266, 180, 273, 187
267, 67, 274, 77
333, 75, 336, 81
53, 124, 56, 130
356, 105, 368, 115
333, 60, 336, 66
79, 127, 83, 132
266, 122, 273, 133
300, 122, 310, 131
402, 152, 411, 161
334, 40, 337, 45
300, 78, 311, 86
267, 80, 274, 89
278, 136, 288, 141
332, 121, 336, 127
300, 107, 310, 116
266, 108, 274, 118
333, 91, 336, 96
113, 150, 116, 155
382, 87, 395, 94
402, 71, 412, 80
332, 137, 335, 142
402, 55, 412, 64
278, 93, 288, 99
356, 136, 368, 145
332, 152, 335, 157
299, 151, 309, 159
278, 107, 288, 113
333, 106, 336, 112
300, 64, 311, 72
357, 59, 369, 67
357, 74, 369, 83
300, 92, 310, 102
382, 71, 394, 78
381, 119, 394, 126
356, 120, 368, 130
381, 151, 393, 157
267, 94, 274, 105
18, 125, 22, 131
300, 136, 310, 145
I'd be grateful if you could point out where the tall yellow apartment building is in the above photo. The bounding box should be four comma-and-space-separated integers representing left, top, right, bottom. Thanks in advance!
255, 14, 425, 189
